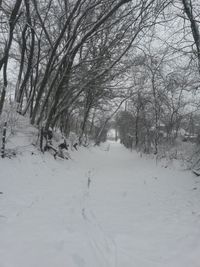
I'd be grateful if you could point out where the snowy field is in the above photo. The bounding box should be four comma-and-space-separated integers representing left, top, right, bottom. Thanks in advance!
1, 141, 200, 267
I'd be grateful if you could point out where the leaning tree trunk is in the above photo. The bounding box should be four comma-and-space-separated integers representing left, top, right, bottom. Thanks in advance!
15, 24, 28, 103
182, 0, 200, 73
0, 0, 23, 115
16, 0, 35, 111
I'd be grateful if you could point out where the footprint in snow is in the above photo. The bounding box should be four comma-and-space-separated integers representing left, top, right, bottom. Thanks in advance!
122, 191, 127, 197
72, 254, 86, 267
55, 240, 65, 251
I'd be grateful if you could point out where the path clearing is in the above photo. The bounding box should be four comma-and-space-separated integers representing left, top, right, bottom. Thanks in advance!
1, 141, 200, 267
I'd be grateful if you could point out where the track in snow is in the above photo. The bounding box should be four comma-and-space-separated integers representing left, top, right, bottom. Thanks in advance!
1, 141, 200, 267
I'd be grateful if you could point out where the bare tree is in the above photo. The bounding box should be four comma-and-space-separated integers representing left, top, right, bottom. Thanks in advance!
181, 0, 200, 72
0, 0, 23, 114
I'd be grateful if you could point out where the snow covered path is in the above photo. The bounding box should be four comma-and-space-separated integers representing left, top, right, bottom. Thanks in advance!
1, 141, 200, 267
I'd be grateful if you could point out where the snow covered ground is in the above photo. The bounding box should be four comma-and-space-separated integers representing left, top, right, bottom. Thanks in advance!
1, 138, 200, 267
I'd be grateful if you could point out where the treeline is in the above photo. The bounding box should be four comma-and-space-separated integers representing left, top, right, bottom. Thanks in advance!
115, 0, 200, 153
0, 0, 200, 147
